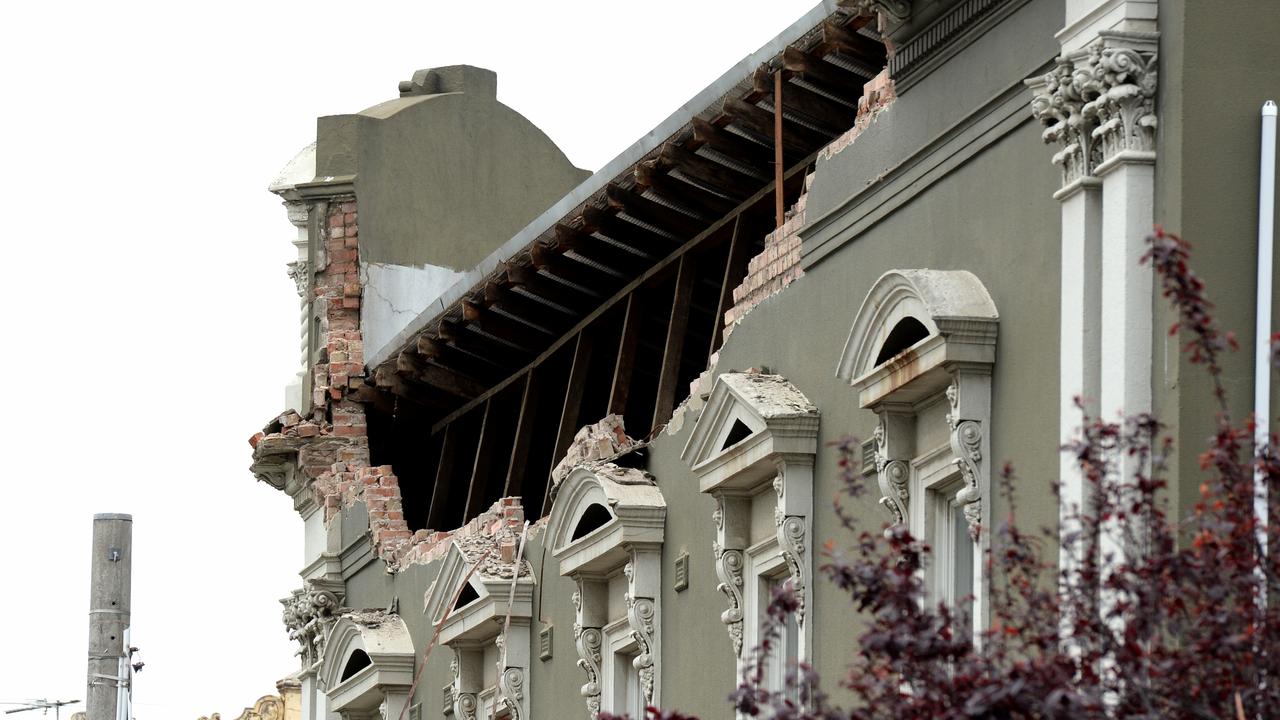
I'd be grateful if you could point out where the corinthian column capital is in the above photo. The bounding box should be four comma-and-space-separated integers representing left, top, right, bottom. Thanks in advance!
1078, 31, 1159, 172
1026, 30, 1158, 190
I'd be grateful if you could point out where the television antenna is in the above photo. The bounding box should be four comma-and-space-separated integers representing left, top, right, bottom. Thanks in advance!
0, 700, 80, 720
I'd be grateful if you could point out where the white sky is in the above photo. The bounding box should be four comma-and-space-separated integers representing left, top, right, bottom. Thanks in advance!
0, 1, 818, 716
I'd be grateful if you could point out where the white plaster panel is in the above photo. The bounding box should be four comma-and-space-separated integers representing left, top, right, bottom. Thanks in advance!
360, 261, 466, 363
1059, 0, 1158, 52
914, 396, 950, 452
303, 508, 325, 565
749, 488, 775, 546
607, 572, 627, 622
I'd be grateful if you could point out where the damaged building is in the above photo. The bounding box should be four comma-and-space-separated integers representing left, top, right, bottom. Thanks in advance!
247, 0, 1280, 718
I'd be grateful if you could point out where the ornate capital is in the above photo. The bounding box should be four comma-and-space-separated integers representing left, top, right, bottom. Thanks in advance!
1079, 35, 1158, 166
286, 260, 310, 298
280, 582, 346, 668
1027, 32, 1158, 188
1027, 57, 1097, 188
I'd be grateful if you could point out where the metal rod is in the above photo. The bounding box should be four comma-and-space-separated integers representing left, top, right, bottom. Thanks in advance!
1256, 100, 1276, 561
774, 70, 785, 228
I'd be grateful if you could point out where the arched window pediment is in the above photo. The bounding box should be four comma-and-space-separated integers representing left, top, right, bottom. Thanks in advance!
836, 269, 998, 409
319, 612, 415, 716
546, 464, 665, 576
839, 268, 998, 635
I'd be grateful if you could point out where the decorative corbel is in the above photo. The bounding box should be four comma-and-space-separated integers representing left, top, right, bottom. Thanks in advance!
873, 408, 915, 527
450, 654, 478, 720
496, 662, 526, 720
623, 561, 658, 707
570, 585, 602, 718
945, 381, 986, 540
772, 471, 809, 628
711, 494, 748, 658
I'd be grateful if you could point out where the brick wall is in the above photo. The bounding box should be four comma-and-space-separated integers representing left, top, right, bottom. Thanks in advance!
719, 70, 895, 342
721, 175, 811, 341
251, 200, 531, 570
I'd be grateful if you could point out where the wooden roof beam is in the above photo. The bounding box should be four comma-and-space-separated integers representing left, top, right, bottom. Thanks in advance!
460, 298, 556, 351
783, 45, 871, 92
656, 142, 762, 201
483, 282, 577, 333
689, 118, 776, 172
503, 263, 599, 313
606, 182, 712, 238
820, 19, 888, 67
555, 222, 656, 271
753, 68, 857, 134
372, 364, 456, 410
395, 349, 488, 399
634, 162, 737, 217
530, 241, 616, 294
720, 96, 828, 157
580, 206, 679, 248
438, 318, 533, 367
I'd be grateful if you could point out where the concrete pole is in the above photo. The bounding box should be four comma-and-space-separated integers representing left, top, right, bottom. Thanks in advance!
86, 513, 131, 720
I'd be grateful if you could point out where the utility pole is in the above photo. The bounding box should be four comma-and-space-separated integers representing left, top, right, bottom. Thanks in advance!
86, 514, 131, 720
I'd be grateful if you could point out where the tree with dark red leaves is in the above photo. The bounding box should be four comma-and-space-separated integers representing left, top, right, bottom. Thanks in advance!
602, 229, 1280, 720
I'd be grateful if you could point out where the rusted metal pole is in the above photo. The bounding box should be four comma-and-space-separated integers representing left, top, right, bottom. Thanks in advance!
774, 69, 785, 229
87, 514, 131, 720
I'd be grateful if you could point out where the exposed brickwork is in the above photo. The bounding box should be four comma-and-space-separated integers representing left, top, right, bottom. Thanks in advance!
721, 176, 810, 340
252, 200, 411, 566
719, 70, 896, 342
818, 69, 895, 162
250, 200, 534, 570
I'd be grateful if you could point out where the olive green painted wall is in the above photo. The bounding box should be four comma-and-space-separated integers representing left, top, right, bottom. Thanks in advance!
315, 73, 590, 270
1154, 0, 1280, 516
320, 0, 1086, 715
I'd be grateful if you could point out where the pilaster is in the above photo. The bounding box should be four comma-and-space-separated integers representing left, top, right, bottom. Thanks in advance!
1026, 0, 1158, 576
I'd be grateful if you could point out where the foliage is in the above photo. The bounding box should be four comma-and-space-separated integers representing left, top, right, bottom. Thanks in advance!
603, 228, 1280, 719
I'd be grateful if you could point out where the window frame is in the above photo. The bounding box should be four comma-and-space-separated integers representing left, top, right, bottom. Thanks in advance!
839, 268, 998, 633
682, 371, 819, 678
547, 464, 667, 716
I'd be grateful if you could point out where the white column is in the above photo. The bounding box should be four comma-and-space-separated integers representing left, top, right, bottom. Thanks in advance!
1057, 179, 1104, 527
1097, 158, 1155, 425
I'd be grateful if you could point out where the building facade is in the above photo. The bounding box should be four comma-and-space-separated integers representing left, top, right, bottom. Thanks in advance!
248, 1, 1280, 718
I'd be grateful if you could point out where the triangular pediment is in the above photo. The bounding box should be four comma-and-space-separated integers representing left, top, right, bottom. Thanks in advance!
682, 373, 819, 492
422, 541, 488, 627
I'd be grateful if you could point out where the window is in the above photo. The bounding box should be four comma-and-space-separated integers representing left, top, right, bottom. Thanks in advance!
759, 575, 800, 699
422, 532, 535, 720
546, 464, 666, 716
838, 269, 998, 636
683, 371, 819, 680
318, 613, 416, 720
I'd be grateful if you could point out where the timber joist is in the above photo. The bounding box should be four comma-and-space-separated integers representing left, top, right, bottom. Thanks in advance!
369, 10, 887, 451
